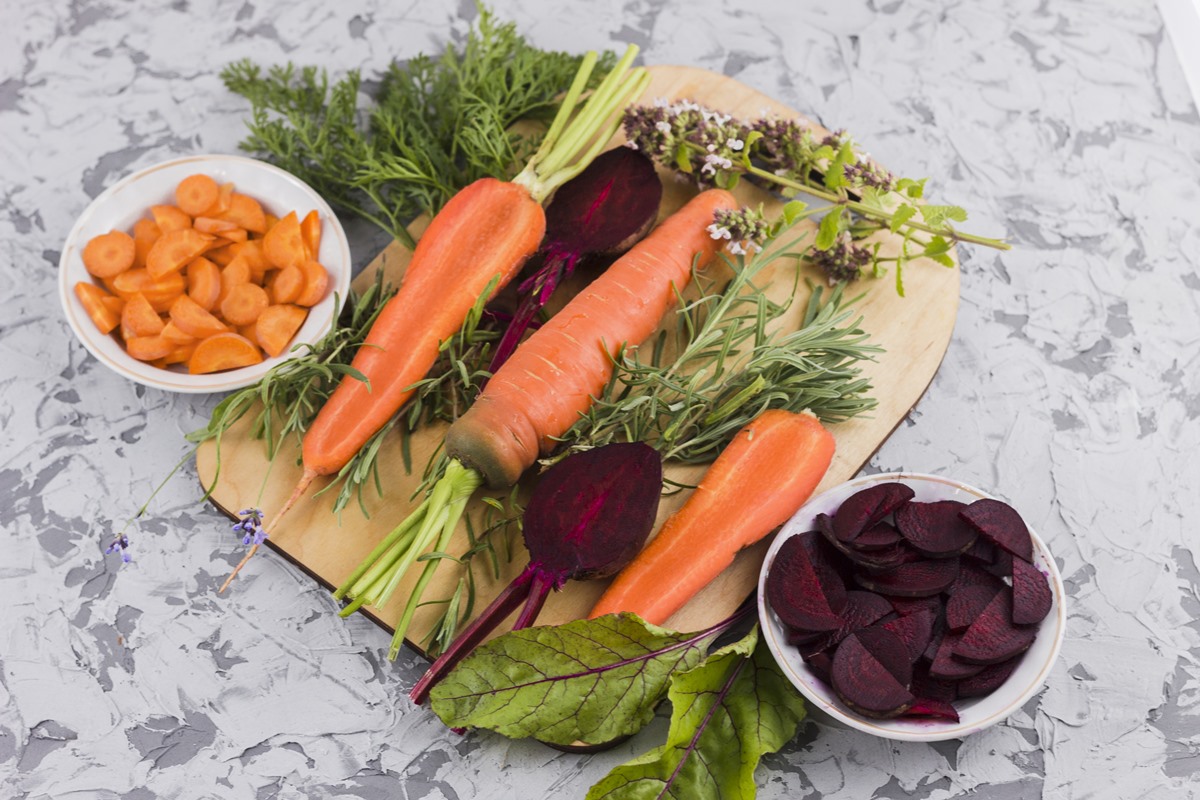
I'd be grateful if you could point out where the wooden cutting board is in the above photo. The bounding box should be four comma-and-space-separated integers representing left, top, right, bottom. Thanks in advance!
197, 64, 958, 652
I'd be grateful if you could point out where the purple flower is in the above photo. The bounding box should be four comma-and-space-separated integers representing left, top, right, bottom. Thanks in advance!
106, 534, 132, 563
233, 508, 267, 547
811, 232, 873, 284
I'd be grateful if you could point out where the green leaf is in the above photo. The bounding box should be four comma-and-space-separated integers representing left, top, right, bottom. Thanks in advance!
430, 613, 727, 745
919, 204, 968, 228
739, 130, 763, 168
822, 140, 855, 191
781, 200, 808, 227
586, 627, 806, 800
889, 203, 917, 233
896, 176, 927, 199
675, 141, 694, 174
815, 207, 845, 250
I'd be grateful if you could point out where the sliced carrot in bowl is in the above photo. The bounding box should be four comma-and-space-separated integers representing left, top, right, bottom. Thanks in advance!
82, 231, 136, 278
170, 294, 229, 339
75, 282, 121, 334
146, 229, 214, 279
294, 260, 329, 307
188, 332, 263, 374
120, 292, 166, 340
255, 304, 308, 358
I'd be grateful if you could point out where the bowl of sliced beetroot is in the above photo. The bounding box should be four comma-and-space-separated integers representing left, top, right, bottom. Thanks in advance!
757, 472, 1065, 742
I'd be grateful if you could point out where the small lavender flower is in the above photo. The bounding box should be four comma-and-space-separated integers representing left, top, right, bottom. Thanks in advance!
232, 508, 267, 546
106, 533, 132, 563
709, 207, 771, 255
811, 232, 873, 284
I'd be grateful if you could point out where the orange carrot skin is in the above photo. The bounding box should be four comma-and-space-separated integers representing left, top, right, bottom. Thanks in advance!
445, 189, 737, 489
589, 409, 836, 626
303, 178, 545, 476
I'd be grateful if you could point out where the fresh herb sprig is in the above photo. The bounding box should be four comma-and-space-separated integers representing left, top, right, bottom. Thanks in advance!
221, 7, 615, 248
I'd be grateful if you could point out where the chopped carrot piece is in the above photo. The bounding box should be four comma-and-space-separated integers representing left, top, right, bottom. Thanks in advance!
146, 229, 214, 279
219, 257, 252, 306
150, 204, 191, 233
112, 268, 185, 312
220, 193, 267, 234
263, 211, 306, 270
175, 174, 220, 217
220, 283, 270, 326
238, 323, 262, 351
74, 282, 121, 334
238, 240, 269, 283
120, 292, 166, 340
82, 230, 136, 278
100, 294, 126, 317
204, 242, 239, 265
162, 344, 197, 366
133, 218, 162, 243
126, 335, 175, 362
169, 294, 229, 339
193, 217, 240, 235
204, 182, 235, 217
294, 260, 329, 307
255, 304, 308, 358
269, 265, 304, 305
188, 332, 263, 374
264, 213, 280, 232
187, 257, 222, 311
161, 320, 196, 345
222, 228, 249, 243
300, 210, 321, 258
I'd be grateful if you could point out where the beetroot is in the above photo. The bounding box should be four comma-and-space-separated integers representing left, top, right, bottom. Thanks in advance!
799, 591, 894, 658
960, 498, 1033, 561
817, 513, 913, 570
888, 595, 942, 618
804, 651, 834, 684
852, 522, 904, 551
904, 699, 960, 723
957, 657, 1023, 698
895, 500, 977, 558
945, 559, 1004, 597
945, 584, 1002, 632
929, 633, 986, 680
831, 630, 914, 718
1011, 556, 1053, 625
877, 607, 936, 663
767, 532, 848, 632
911, 668, 958, 703
856, 557, 960, 597
854, 627, 914, 686
954, 590, 1037, 665
409, 442, 662, 703
833, 482, 915, 543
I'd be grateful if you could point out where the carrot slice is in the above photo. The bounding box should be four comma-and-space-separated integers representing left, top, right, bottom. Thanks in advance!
238, 323, 262, 351
188, 332, 263, 374
255, 304, 308, 357
263, 211, 306, 270
74, 282, 121, 334
218, 257, 251, 306
131, 218, 161, 270
150, 204, 191, 233
100, 294, 126, 317
175, 174, 220, 217
294, 260, 329, 307
204, 242, 238, 266
220, 283, 270, 326
126, 335, 175, 362
237, 241, 269, 283
82, 231, 136, 278
146, 229, 214, 279
170, 294, 229, 339
193, 217, 240, 235
161, 320, 196, 345
222, 228, 249, 243
120, 292, 166, 340
220, 193, 267, 234
269, 265, 304, 305
187, 257, 222, 311
204, 182, 235, 217
264, 213, 280, 232
162, 344, 197, 365
300, 210, 321, 258
112, 269, 185, 312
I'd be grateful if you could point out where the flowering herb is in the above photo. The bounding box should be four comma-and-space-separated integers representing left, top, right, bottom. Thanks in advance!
625, 99, 1010, 293
106, 534, 132, 564
232, 508, 267, 547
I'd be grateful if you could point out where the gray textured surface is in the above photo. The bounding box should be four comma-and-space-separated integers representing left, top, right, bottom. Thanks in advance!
2, 0, 1198, 797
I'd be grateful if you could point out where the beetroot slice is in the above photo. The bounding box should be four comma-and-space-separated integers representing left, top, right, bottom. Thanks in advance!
804, 651, 834, 684
853, 627, 913, 687
856, 557, 960, 597
767, 532, 847, 632
877, 607, 936, 663
849, 522, 904, 552
888, 595, 941, 618
945, 584, 1002, 632
833, 482, 915, 543
960, 498, 1033, 561
831, 631, 915, 718
904, 699, 960, 722
954, 590, 1037, 665
799, 591, 894, 658
817, 513, 914, 571
929, 633, 986, 680
922, 612, 946, 663
895, 500, 977, 558
957, 656, 1022, 698
912, 667, 958, 703
1011, 556, 1053, 626
945, 560, 1004, 597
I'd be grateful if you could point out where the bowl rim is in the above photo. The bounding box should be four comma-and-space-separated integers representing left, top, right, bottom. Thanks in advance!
757, 471, 1066, 742
58, 153, 351, 394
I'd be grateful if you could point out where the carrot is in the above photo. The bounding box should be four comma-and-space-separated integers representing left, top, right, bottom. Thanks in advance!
293, 260, 328, 307
237, 323, 262, 351
150, 204, 191, 233
146, 229, 214, 279
175, 174, 219, 216
300, 210, 321, 258
120, 292, 165, 340
238, 240, 269, 282
112, 269, 185, 312
132, 218, 161, 270
193, 217, 241, 236
188, 332, 263, 374
204, 242, 239, 266
126, 335, 175, 362
447, 189, 737, 488
590, 410, 836, 625
169, 294, 229, 339
204, 182, 235, 217
82, 231, 136, 278
187, 257, 222, 311
100, 294, 126, 318
161, 320, 195, 345
255, 304, 307, 357
262, 211, 306, 270
220, 283, 269, 326
74, 282, 121, 334
268, 265, 303, 304
162, 344, 197, 365
220, 193, 267, 234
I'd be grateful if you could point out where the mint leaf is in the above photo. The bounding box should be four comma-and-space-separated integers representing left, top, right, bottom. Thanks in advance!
896, 177, 927, 199
822, 140, 854, 191
815, 207, 845, 250
587, 627, 806, 800
919, 204, 968, 228
889, 203, 917, 233
429, 613, 730, 745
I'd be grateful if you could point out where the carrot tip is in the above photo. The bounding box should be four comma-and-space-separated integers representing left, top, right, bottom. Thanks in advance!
218, 543, 259, 594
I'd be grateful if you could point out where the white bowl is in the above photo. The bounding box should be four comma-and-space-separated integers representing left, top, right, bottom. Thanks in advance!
58, 154, 351, 393
758, 472, 1066, 742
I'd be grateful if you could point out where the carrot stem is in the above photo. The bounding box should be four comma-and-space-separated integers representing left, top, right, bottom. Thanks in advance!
333, 496, 431, 600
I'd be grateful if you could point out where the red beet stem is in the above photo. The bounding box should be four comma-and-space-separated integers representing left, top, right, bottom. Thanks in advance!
486, 252, 575, 372
511, 569, 559, 631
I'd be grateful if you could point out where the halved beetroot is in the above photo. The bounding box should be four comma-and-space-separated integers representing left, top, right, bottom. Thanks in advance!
1011, 556, 1053, 626
786, 627, 823, 647
929, 632, 986, 680
817, 513, 914, 571
895, 500, 977, 558
856, 557, 960, 597
954, 590, 1037, 665
960, 498, 1033, 561
945, 584, 1002, 632
831, 630, 914, 718
833, 482, 915, 543
849, 522, 904, 551
877, 607, 936, 663
854, 627, 913, 686
957, 656, 1023, 698
903, 698, 960, 722
799, 591, 894, 658
767, 532, 847, 632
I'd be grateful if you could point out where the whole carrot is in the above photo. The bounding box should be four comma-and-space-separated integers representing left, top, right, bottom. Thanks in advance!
589, 409, 835, 626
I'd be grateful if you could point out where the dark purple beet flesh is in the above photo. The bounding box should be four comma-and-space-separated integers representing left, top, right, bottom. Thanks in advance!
959, 498, 1034, 561
888, 595, 942, 618
957, 657, 1023, 698
804, 651, 834, 684
895, 500, 977, 558
945, 584, 1002, 632
855, 557, 960, 597
929, 633, 986, 680
817, 513, 913, 571
767, 532, 848, 633
831, 631, 915, 718
852, 522, 904, 551
912, 668, 958, 703
954, 590, 1037, 665
1011, 556, 1053, 626
833, 483, 915, 543
410, 442, 662, 704
946, 560, 1004, 597
904, 699, 960, 722
877, 607, 936, 663
798, 591, 894, 658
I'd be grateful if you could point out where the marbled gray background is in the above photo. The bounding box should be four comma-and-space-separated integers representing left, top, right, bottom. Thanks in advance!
2, 0, 1198, 797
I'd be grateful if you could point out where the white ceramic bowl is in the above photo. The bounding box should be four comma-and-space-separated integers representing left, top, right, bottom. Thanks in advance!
758, 472, 1066, 742
58, 154, 351, 393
